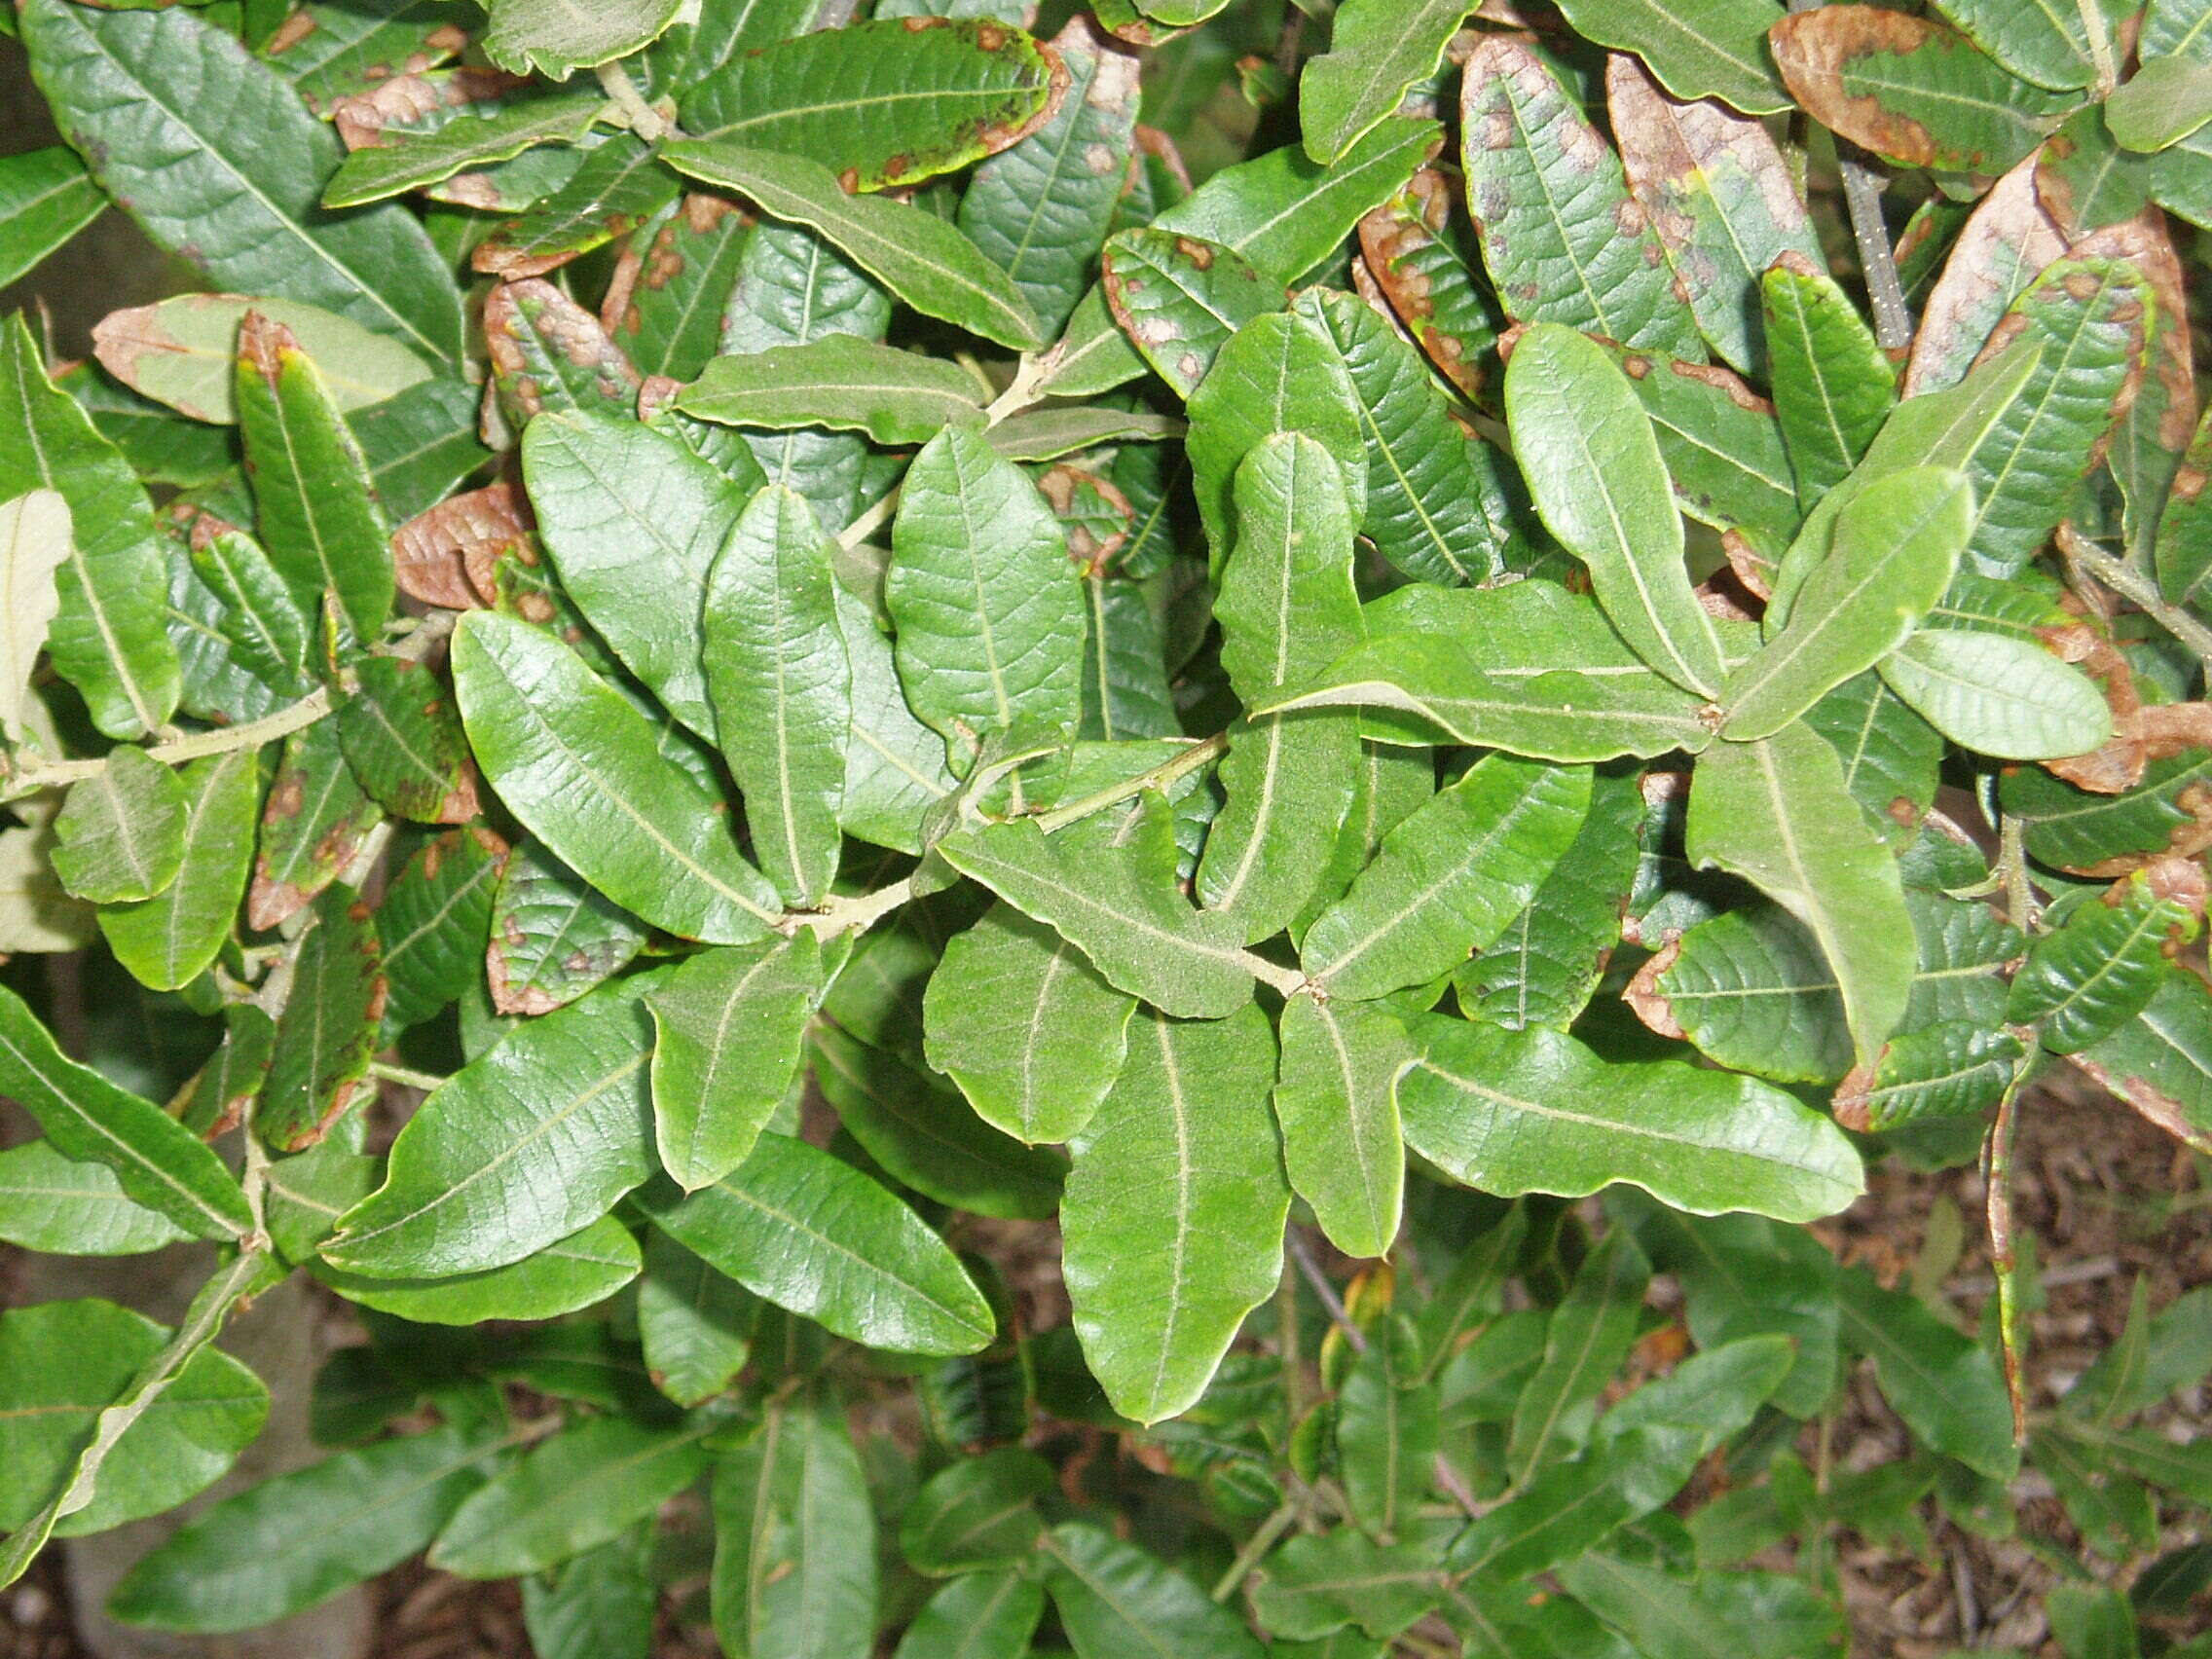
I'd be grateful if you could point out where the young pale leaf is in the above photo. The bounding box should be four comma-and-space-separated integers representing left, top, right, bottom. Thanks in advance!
1607, 55, 1818, 372
522, 409, 752, 741
322, 970, 662, 1278
637, 1135, 993, 1355
1062, 1004, 1288, 1424
1769, 6, 2079, 173
704, 487, 848, 904
1508, 1229, 1650, 1479
938, 797, 1263, 1019
107, 1422, 503, 1635
678, 338, 986, 447
0, 1298, 267, 1539
1719, 466, 1972, 740
887, 424, 1085, 764
649, 935, 828, 1191
1504, 322, 1723, 696
902, 1448, 1052, 1574
18, 0, 463, 363
431, 1416, 711, 1579
709, 1388, 877, 1659
481, 0, 682, 77
1835, 1267, 2020, 1479
682, 15, 1052, 192
957, 18, 1140, 335
260, 883, 386, 1151
1274, 993, 1411, 1261
637, 1230, 756, 1407
922, 901, 1137, 1145
1762, 252, 1899, 502
452, 612, 782, 944
1298, 0, 1468, 162
0, 983, 250, 1241
0, 146, 103, 291
51, 745, 186, 905
0, 317, 178, 739
896, 1570, 1044, 1659
0, 490, 66, 744
92, 294, 432, 424
1099, 228, 1277, 400
1687, 721, 1915, 1067
0, 1138, 187, 1257
1400, 1014, 1863, 1222
660, 141, 1045, 350
1303, 756, 1592, 1003
1460, 40, 1704, 361
1044, 1523, 1267, 1659
236, 311, 393, 644
100, 747, 260, 993
1885, 625, 2112, 760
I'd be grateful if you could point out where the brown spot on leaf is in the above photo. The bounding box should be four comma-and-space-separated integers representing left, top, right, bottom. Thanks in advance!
331, 67, 522, 151
392, 479, 535, 610
237, 310, 293, 393
483, 278, 641, 422
1903, 155, 2065, 397
263, 10, 316, 54
1771, 7, 1972, 170
1623, 941, 1686, 1040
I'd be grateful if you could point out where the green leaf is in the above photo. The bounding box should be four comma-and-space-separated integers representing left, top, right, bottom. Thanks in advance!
0, 146, 103, 290
1457, 766, 1645, 1030
1340, 1343, 1442, 1538
1649, 904, 1856, 1085
1835, 1266, 2019, 1480
523, 1528, 657, 1659
317, 1213, 642, 1324
709, 1387, 877, 1659
191, 528, 312, 700
1356, 166, 1503, 408
1249, 1529, 1447, 1641
0, 317, 180, 739
0, 1139, 186, 1257
487, 837, 647, 1015
887, 424, 1086, 762
1441, 1427, 1675, 1581
485, 276, 645, 429
261, 882, 386, 1151
452, 611, 782, 944
1297, 285, 1507, 586
814, 1024, 1066, 1217
637, 1230, 756, 1407
92, 294, 434, 424
957, 17, 1142, 335
986, 405, 1184, 462
678, 338, 985, 446
1882, 626, 2111, 759
604, 194, 751, 384
1187, 313, 1366, 580
1299, 0, 1467, 161
1930, 0, 2129, 92
835, 582, 957, 853
2108, 54, 2212, 150
19, 0, 461, 363
1761, 253, 1899, 503
1043, 1522, 1267, 1659
1566, 0, 1789, 113
705, 485, 849, 904
0, 489, 66, 744
51, 746, 186, 905
1597, 1332, 1796, 1493
1062, 1004, 1288, 1423
2003, 749, 2212, 874
1903, 161, 2066, 399
1268, 583, 1715, 762
895, 1570, 1044, 1659
682, 15, 1052, 193
235, 311, 393, 644
266, 1, 466, 115
100, 747, 260, 994
109, 1420, 503, 1634
1151, 120, 1440, 283
937, 797, 1263, 1020
378, 827, 504, 1033
336, 656, 477, 824
322, 970, 662, 1277
1400, 1014, 1863, 1221
1275, 992, 1411, 1262
1100, 227, 1277, 400
1504, 323, 1723, 696
1686, 721, 1915, 1067
0, 1298, 267, 1537
1834, 1019, 2025, 1130
2071, 968, 2212, 1154
324, 87, 604, 210
1509, 1230, 1652, 1479
649, 936, 828, 1192
1302, 756, 1592, 1003
1079, 571, 1179, 742
661, 141, 1044, 350
636, 1133, 995, 1355
475, 138, 679, 281
481, 0, 682, 77
1720, 467, 1972, 740
1460, 40, 1703, 360
1770, 6, 2081, 173
2010, 871, 2199, 1052
182, 1003, 277, 1140
901, 1446, 1051, 1573
432, 1415, 711, 1579
922, 901, 1136, 1145
351, 375, 492, 524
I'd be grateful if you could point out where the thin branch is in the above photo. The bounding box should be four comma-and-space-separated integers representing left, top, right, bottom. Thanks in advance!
2062, 528, 2212, 680
3, 686, 334, 797
1787, 0, 1910, 350
837, 488, 901, 551
1034, 733, 1228, 832
369, 1059, 449, 1093
1984, 1054, 2036, 1445
1209, 1501, 1297, 1603
595, 60, 671, 142
1288, 1231, 1368, 1354
782, 875, 917, 941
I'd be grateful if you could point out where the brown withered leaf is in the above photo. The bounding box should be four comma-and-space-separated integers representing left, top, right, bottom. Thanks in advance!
330, 67, 526, 152
1357, 166, 1499, 405
1902, 154, 2066, 397
1721, 529, 1777, 601
392, 480, 535, 611
2039, 614, 2146, 794
1037, 464, 1133, 575
1622, 940, 1688, 1040
2079, 208, 2200, 540
483, 276, 641, 429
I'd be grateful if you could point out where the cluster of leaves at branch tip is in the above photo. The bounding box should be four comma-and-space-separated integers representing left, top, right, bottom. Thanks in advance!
3, 0, 2212, 1650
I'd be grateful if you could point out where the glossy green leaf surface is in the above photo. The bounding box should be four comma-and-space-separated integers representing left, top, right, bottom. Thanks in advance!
0, 1138, 187, 1257
1044, 1522, 1267, 1659
0, 145, 103, 291
1299, 0, 1468, 162
1275, 992, 1411, 1261
99, 747, 260, 994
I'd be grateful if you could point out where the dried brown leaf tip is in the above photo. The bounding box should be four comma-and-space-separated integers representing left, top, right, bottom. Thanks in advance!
1357, 166, 1496, 404
393, 480, 535, 612
1622, 940, 1686, 1040
237, 308, 295, 392
1903, 154, 2064, 397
